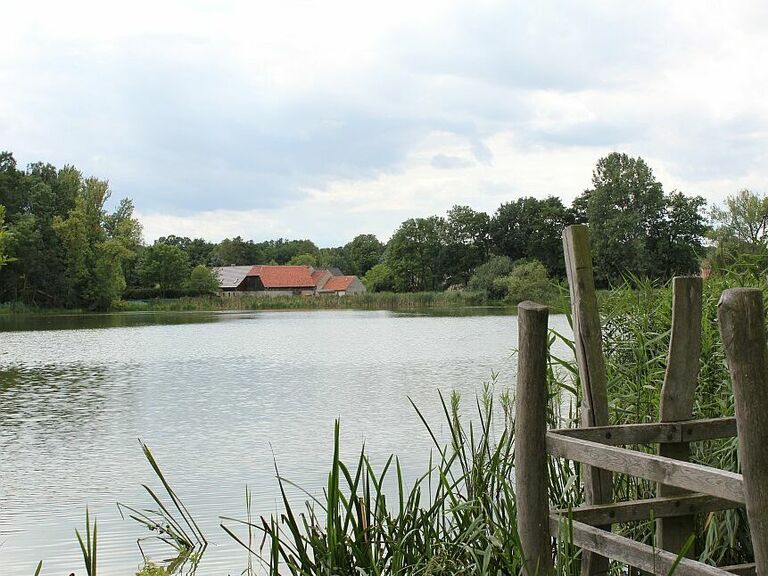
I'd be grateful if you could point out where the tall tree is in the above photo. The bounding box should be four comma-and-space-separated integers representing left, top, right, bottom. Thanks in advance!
442, 205, 490, 285
54, 178, 137, 310
490, 197, 574, 278
655, 191, 708, 278
344, 234, 384, 276
0, 205, 11, 269
385, 216, 446, 291
710, 189, 768, 271
577, 153, 704, 285
138, 243, 191, 292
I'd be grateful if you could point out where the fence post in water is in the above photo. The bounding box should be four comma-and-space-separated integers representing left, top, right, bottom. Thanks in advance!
657, 276, 702, 555
515, 301, 552, 576
718, 288, 768, 575
562, 224, 613, 576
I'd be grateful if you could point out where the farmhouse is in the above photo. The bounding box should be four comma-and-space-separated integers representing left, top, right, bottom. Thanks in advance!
213, 265, 366, 296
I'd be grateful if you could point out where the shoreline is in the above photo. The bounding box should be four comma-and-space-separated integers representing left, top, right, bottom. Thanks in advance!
0, 290, 559, 316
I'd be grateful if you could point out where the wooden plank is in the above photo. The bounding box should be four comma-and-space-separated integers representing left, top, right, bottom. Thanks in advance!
546, 432, 745, 503
718, 289, 768, 575
552, 493, 736, 526
550, 418, 737, 446
514, 301, 553, 575
549, 515, 734, 576
563, 224, 612, 576
659, 276, 703, 556
721, 564, 756, 576
681, 418, 738, 442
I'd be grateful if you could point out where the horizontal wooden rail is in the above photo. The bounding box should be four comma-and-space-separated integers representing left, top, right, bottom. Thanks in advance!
550, 515, 734, 576
550, 417, 737, 446
720, 564, 756, 576
552, 493, 737, 526
546, 432, 745, 503
722, 562, 757, 576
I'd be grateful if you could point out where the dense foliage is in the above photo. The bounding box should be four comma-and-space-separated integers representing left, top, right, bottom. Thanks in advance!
1, 149, 759, 310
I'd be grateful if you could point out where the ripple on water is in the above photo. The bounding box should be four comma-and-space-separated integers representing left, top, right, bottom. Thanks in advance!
0, 309, 572, 575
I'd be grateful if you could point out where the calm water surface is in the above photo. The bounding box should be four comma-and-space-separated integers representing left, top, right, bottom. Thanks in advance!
0, 309, 571, 575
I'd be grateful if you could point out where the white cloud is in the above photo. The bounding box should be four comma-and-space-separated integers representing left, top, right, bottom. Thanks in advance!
3, 0, 768, 245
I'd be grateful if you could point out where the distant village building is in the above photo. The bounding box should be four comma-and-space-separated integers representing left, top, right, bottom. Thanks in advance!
213, 265, 366, 297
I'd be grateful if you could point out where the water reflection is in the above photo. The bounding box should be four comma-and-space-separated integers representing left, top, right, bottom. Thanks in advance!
0, 309, 572, 575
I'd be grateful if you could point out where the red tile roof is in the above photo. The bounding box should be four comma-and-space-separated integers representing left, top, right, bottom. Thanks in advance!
321, 276, 357, 292
247, 265, 316, 289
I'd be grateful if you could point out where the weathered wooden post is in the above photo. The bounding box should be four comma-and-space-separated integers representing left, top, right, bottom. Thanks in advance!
657, 276, 703, 555
718, 288, 768, 575
515, 301, 553, 575
563, 224, 613, 576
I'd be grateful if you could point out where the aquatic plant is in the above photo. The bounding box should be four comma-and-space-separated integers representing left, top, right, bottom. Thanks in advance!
75, 507, 98, 576
118, 441, 207, 573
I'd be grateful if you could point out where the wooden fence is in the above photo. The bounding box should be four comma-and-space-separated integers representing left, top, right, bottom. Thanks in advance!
515, 224, 768, 576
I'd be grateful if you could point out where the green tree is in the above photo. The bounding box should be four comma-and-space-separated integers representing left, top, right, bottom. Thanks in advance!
711, 189, 768, 246
362, 263, 394, 292
214, 236, 260, 266
156, 235, 215, 267
273, 239, 319, 264
138, 243, 191, 292
0, 205, 12, 268
467, 255, 513, 300
187, 265, 220, 294
490, 197, 574, 278
385, 216, 446, 291
288, 253, 317, 267
577, 153, 705, 285
317, 246, 353, 273
442, 205, 490, 285
54, 178, 135, 310
709, 189, 768, 273
344, 234, 384, 276
655, 191, 708, 278
493, 260, 555, 304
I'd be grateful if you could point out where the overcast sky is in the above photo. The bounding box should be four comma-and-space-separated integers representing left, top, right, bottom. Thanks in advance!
2, 1, 767, 246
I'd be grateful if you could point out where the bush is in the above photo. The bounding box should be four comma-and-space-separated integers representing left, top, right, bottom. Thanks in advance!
466, 255, 513, 299
122, 287, 217, 300
493, 260, 555, 304
187, 265, 220, 294
362, 263, 394, 292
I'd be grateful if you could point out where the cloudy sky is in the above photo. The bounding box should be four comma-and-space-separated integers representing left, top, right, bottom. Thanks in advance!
2, 1, 767, 245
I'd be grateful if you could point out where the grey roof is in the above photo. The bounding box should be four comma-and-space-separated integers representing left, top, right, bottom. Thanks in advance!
213, 266, 252, 289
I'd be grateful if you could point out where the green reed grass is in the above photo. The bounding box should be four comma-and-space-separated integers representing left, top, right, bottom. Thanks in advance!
221, 367, 585, 576
121, 290, 495, 313
75, 507, 98, 576
118, 441, 207, 573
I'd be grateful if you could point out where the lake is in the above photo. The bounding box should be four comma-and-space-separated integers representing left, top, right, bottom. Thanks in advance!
0, 309, 572, 576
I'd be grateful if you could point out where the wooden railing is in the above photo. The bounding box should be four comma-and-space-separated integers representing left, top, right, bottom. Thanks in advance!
514, 224, 768, 576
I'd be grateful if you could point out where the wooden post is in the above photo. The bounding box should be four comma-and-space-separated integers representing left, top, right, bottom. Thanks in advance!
563, 224, 612, 576
657, 276, 702, 555
718, 289, 768, 575
515, 301, 553, 575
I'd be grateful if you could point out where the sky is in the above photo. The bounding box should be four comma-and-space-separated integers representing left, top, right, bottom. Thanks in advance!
2, 0, 767, 246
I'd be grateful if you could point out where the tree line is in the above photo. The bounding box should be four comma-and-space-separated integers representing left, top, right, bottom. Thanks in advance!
0, 150, 764, 310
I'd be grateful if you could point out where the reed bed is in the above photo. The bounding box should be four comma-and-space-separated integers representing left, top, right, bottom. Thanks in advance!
121, 290, 497, 313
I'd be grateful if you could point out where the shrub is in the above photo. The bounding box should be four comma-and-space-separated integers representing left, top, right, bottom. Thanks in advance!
493, 259, 555, 304
122, 287, 216, 300
187, 265, 220, 295
466, 255, 513, 299
362, 263, 395, 292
